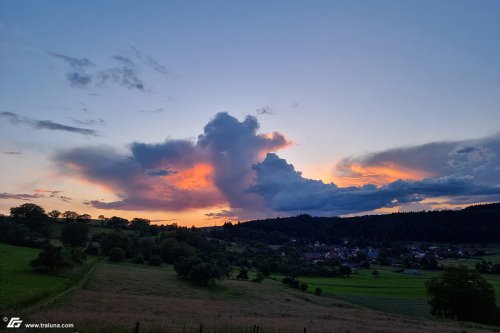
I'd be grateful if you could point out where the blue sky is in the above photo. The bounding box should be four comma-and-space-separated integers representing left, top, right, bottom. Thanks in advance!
1, 1, 499, 225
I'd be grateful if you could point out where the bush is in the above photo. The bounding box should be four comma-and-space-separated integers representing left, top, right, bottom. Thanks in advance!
108, 247, 125, 262
148, 254, 162, 266
85, 243, 99, 256
132, 254, 144, 264
300, 282, 308, 292
282, 276, 300, 289
314, 287, 322, 296
252, 271, 265, 283
70, 248, 87, 264
236, 268, 249, 280
30, 246, 73, 273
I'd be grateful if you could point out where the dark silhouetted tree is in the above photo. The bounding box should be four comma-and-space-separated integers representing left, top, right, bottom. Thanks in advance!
10, 203, 49, 236
48, 210, 61, 219
62, 211, 79, 222
107, 216, 129, 228
61, 223, 89, 248
76, 214, 91, 223
426, 265, 498, 324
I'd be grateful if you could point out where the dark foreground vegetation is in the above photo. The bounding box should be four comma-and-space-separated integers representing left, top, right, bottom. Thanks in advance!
1, 202, 500, 327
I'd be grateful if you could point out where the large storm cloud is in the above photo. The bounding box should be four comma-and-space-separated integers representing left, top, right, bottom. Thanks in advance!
54, 113, 500, 219
55, 112, 289, 213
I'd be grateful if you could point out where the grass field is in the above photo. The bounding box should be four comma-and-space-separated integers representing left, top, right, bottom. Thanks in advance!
28, 262, 500, 333
272, 267, 500, 318
0, 243, 97, 311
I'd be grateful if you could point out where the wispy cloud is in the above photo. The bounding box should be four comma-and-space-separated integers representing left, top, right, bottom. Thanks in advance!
71, 118, 105, 126
139, 108, 164, 115
2, 151, 22, 155
0, 111, 97, 136
0, 192, 43, 200
128, 45, 170, 75
256, 106, 274, 115
48, 46, 170, 92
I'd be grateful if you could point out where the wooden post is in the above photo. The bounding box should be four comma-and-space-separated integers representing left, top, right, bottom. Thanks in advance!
255, 325, 259, 333
253, 324, 256, 333
199, 324, 203, 333
304, 328, 307, 333
134, 322, 139, 333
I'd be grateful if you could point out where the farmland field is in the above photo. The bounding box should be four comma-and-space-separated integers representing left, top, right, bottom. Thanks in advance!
0, 243, 97, 311
26, 262, 500, 333
275, 267, 500, 318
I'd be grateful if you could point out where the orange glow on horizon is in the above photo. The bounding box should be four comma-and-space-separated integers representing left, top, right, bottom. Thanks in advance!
332, 162, 433, 187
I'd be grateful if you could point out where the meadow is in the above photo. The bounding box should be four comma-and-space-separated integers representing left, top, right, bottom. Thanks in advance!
0, 243, 97, 312
26, 261, 500, 333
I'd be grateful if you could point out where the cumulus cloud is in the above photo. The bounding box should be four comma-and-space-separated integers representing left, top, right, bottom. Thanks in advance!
0, 112, 97, 136
53, 112, 500, 219
249, 153, 500, 215
55, 113, 289, 213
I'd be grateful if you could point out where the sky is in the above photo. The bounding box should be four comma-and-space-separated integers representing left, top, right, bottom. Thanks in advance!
1, 0, 499, 226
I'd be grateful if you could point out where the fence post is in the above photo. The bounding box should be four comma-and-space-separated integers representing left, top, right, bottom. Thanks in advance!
303, 328, 307, 333
256, 325, 259, 333
134, 322, 139, 333
253, 325, 256, 333
199, 324, 203, 333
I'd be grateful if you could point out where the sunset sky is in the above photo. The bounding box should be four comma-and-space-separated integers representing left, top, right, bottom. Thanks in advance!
1, 1, 499, 226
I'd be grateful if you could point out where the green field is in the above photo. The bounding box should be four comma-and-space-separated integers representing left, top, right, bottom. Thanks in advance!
0, 243, 97, 311
273, 267, 500, 318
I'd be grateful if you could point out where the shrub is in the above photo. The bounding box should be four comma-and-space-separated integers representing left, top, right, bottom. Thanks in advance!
252, 271, 265, 283
148, 254, 163, 266
70, 248, 87, 264
300, 282, 308, 292
236, 268, 249, 280
132, 254, 145, 264
30, 246, 73, 273
85, 243, 99, 256
108, 247, 125, 262
314, 287, 322, 296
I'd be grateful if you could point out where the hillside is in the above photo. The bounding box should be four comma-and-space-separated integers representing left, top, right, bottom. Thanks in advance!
215, 203, 500, 244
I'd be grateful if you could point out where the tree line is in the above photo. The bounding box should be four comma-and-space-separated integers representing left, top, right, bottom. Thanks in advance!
213, 203, 500, 244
